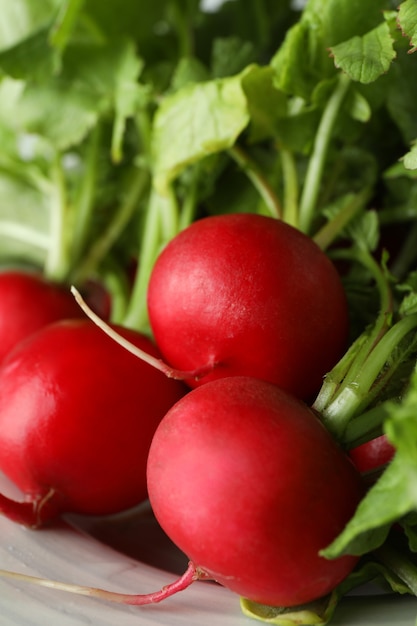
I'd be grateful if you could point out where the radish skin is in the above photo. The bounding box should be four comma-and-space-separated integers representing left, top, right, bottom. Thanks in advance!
0, 270, 84, 364
147, 213, 349, 400
0, 319, 186, 527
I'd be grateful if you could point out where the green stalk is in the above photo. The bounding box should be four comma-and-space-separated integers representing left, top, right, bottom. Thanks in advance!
252, 0, 270, 49
390, 220, 417, 280
100, 266, 131, 323
122, 187, 178, 332
159, 185, 180, 242
334, 248, 393, 371
0, 222, 50, 252
315, 246, 393, 407
374, 542, 417, 595
280, 147, 299, 228
319, 313, 417, 438
135, 107, 153, 163
299, 72, 351, 234
313, 187, 373, 251
179, 166, 200, 231
169, 0, 194, 58
117, 197, 160, 331
228, 144, 282, 219
73, 166, 150, 284
49, 0, 85, 52
70, 124, 101, 271
344, 402, 393, 448
44, 153, 71, 282
313, 246, 397, 441
312, 331, 370, 416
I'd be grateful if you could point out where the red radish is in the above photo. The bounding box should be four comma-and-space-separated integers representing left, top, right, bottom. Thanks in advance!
147, 376, 364, 608
0, 319, 186, 528
349, 435, 396, 474
147, 213, 349, 400
0, 270, 85, 364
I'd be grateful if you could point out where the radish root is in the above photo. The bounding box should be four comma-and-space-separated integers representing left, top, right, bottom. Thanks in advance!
0, 560, 208, 605
71, 286, 216, 381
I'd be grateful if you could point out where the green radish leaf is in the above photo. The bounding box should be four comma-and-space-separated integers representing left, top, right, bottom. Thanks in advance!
0, 164, 50, 267
109, 42, 144, 162
152, 66, 253, 195
402, 140, 417, 170
349, 89, 372, 122
48, 0, 86, 53
271, 17, 331, 101
241, 65, 287, 142
344, 210, 380, 252
321, 456, 413, 557
170, 56, 210, 91
14, 38, 143, 151
241, 595, 333, 625
386, 47, 417, 143
271, 0, 390, 99
0, 0, 60, 51
384, 160, 417, 180
211, 36, 256, 79
330, 21, 396, 84
397, 0, 417, 52
17, 82, 99, 150
0, 26, 61, 81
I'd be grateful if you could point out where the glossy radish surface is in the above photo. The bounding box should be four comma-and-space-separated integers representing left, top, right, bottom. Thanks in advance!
147, 213, 349, 400
0, 319, 186, 527
349, 434, 396, 474
0, 270, 85, 364
147, 376, 363, 607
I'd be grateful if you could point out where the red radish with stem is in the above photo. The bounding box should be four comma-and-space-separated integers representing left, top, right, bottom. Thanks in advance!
0, 318, 186, 528
0, 270, 86, 363
146, 376, 364, 607
146, 213, 349, 400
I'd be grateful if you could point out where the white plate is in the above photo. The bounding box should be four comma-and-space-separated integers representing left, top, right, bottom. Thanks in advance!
0, 474, 416, 626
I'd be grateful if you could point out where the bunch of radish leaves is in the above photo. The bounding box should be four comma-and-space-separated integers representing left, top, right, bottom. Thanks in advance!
1, 0, 417, 624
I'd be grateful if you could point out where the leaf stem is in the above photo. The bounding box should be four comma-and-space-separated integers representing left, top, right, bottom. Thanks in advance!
299, 72, 351, 234
121, 186, 178, 332
313, 247, 400, 441
70, 124, 101, 270
49, 0, 85, 53
179, 166, 200, 230
389, 220, 417, 280
169, 0, 194, 58
374, 542, 417, 596
316, 313, 417, 441
229, 144, 282, 219
280, 147, 299, 227
44, 153, 70, 282
73, 166, 150, 284
344, 402, 392, 448
313, 187, 372, 251
0, 222, 50, 251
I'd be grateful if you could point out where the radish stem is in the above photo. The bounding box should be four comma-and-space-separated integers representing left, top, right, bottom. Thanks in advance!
229, 144, 283, 219
299, 72, 351, 234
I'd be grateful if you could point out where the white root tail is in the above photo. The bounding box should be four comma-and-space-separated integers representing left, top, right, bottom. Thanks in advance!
71, 286, 216, 381
0, 560, 206, 605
